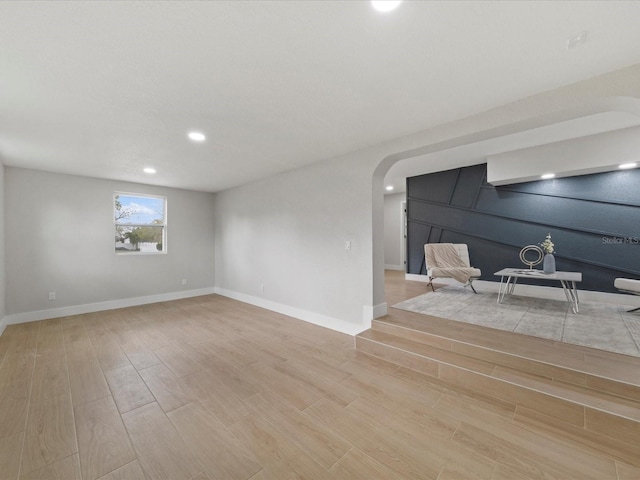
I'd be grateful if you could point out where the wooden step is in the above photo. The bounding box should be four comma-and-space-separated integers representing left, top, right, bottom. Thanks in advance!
373, 315, 640, 402
355, 321, 640, 463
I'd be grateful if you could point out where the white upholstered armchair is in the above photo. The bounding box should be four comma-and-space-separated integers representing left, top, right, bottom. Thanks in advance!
424, 243, 482, 293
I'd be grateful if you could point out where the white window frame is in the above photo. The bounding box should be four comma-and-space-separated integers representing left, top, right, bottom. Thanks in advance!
114, 192, 167, 255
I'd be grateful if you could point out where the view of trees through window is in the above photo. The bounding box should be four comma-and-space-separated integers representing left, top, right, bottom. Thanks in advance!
114, 193, 166, 253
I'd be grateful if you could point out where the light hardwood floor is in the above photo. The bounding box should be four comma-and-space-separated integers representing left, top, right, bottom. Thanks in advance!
0, 271, 638, 479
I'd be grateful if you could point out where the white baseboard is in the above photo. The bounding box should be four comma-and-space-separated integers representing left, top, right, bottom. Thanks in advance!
0, 287, 217, 336
214, 287, 370, 336
405, 274, 452, 286
404, 274, 640, 307
0, 285, 375, 338
384, 264, 405, 271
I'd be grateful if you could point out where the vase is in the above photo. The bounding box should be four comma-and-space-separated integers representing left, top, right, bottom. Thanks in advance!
543, 253, 556, 274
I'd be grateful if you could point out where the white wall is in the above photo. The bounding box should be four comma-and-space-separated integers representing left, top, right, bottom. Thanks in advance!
384, 192, 406, 270
214, 151, 377, 335
5, 168, 215, 320
3, 65, 640, 336
0, 164, 5, 327
215, 64, 640, 336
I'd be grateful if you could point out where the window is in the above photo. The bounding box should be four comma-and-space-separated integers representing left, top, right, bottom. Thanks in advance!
114, 193, 166, 254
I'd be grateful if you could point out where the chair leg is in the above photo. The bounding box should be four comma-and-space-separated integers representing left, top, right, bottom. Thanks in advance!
627, 306, 640, 313
428, 277, 435, 292
468, 280, 478, 294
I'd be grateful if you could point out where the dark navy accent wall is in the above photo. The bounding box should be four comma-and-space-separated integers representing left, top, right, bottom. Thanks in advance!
406, 164, 640, 293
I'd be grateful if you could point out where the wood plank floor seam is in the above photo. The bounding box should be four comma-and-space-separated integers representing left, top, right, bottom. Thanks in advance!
16, 323, 40, 479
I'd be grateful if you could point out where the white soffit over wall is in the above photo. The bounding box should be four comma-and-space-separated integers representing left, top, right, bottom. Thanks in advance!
384, 110, 640, 192
487, 123, 640, 185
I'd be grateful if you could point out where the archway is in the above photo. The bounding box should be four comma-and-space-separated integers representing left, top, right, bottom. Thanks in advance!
370, 96, 640, 320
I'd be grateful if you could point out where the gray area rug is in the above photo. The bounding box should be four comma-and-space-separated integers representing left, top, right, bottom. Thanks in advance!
392, 286, 640, 358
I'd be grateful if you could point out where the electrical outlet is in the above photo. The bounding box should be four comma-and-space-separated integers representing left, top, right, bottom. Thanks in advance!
345, 240, 351, 250
181, 279, 187, 285
48, 292, 56, 301
261, 283, 265, 293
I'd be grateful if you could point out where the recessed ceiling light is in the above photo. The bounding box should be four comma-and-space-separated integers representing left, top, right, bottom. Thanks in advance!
371, 1, 402, 13
541, 173, 555, 180
619, 162, 637, 170
188, 131, 206, 142
386, 185, 394, 191
143, 167, 156, 174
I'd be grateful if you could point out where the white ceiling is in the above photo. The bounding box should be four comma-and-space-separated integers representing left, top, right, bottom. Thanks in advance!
2, 1, 640, 193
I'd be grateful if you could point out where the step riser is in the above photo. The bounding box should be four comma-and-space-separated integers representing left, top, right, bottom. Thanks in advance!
374, 320, 454, 350
585, 375, 640, 404
373, 319, 640, 403
356, 335, 640, 446
355, 335, 440, 377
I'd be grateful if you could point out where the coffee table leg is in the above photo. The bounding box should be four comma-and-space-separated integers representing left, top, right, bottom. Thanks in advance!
561, 280, 579, 314
497, 276, 506, 303
497, 275, 515, 303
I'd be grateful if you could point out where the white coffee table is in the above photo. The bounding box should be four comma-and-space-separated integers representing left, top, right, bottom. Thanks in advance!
494, 268, 582, 314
